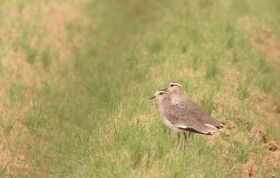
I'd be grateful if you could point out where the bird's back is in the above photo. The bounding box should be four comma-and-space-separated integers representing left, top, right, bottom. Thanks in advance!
172, 95, 223, 128
161, 103, 214, 135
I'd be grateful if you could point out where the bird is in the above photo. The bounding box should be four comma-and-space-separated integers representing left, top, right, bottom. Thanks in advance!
150, 90, 214, 146
163, 82, 225, 130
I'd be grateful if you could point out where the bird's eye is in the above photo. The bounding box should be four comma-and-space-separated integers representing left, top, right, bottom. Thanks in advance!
159, 92, 164, 95
170, 84, 175, 87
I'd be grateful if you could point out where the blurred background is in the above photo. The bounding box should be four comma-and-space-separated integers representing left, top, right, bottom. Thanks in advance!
0, 0, 280, 177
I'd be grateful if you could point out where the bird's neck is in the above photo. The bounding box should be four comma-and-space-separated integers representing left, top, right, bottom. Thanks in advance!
174, 90, 183, 96
159, 97, 172, 109
172, 93, 183, 98
171, 93, 184, 102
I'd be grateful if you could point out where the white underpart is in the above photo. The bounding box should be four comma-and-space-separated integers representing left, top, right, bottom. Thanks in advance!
175, 124, 189, 129
160, 113, 182, 132
176, 123, 210, 134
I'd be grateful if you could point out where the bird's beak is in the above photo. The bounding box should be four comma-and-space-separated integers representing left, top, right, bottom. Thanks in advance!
161, 87, 168, 91
149, 95, 156, 100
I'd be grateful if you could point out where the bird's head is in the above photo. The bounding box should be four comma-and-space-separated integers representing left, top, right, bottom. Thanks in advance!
163, 82, 183, 95
149, 90, 170, 102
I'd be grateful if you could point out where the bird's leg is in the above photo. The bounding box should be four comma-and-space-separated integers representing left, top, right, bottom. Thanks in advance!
183, 132, 188, 149
176, 133, 180, 147
183, 132, 187, 140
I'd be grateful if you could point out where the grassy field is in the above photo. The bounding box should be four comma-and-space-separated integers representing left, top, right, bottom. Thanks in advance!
1, 0, 280, 177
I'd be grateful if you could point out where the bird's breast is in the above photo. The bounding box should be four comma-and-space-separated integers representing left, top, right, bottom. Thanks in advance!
159, 112, 181, 132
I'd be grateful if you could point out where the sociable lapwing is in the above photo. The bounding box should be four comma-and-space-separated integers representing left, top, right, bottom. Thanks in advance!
163, 82, 224, 130
150, 90, 214, 146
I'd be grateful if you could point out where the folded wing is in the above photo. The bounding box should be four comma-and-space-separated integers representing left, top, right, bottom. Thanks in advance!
178, 97, 224, 129
163, 105, 214, 135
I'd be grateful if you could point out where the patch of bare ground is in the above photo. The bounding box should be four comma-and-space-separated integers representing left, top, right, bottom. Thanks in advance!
263, 139, 280, 177
207, 132, 233, 153
211, 64, 280, 176
2, 51, 40, 88
0, 89, 34, 177
116, 0, 158, 21
266, 145, 280, 169
256, 94, 280, 128
22, 1, 87, 57
250, 27, 280, 66
239, 154, 258, 178
238, 17, 280, 177
238, 16, 280, 67
247, 74, 280, 177
2, 0, 88, 70
235, 82, 280, 177
0, 0, 88, 176
225, 121, 238, 133
249, 126, 268, 144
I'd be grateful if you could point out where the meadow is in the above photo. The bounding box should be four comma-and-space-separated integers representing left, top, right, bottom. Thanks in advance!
1, 0, 280, 177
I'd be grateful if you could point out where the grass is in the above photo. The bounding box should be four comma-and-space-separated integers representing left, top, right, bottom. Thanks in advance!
1, 0, 280, 177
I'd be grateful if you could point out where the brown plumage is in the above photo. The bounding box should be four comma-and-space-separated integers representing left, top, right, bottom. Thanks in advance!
150, 91, 214, 135
176, 97, 224, 129
164, 82, 224, 129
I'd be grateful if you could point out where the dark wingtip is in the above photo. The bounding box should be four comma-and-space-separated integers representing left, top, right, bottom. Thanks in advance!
216, 125, 224, 129
179, 127, 213, 135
